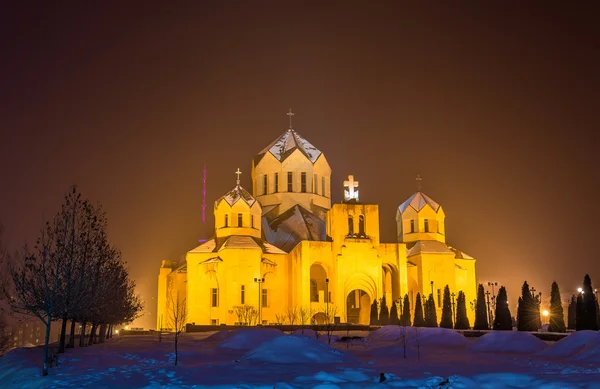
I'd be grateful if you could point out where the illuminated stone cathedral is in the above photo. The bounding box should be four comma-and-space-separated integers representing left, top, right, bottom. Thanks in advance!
156, 116, 477, 328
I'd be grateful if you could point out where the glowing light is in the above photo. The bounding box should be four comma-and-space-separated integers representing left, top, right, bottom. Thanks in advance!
115, 330, 119, 334
125, 325, 129, 330
542, 310, 549, 317
577, 287, 583, 293
343, 175, 359, 202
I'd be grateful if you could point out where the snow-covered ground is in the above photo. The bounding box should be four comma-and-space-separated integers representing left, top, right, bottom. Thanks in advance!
1, 327, 600, 388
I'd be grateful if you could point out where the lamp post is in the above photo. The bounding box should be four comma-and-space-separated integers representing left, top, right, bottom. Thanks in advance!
451, 292, 456, 322
254, 277, 264, 325
430, 280, 434, 297
485, 290, 492, 326
488, 281, 498, 314
325, 278, 329, 318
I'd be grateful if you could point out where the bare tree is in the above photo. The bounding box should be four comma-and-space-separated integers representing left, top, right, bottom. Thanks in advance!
298, 306, 313, 334
9, 222, 63, 376
166, 285, 187, 366
0, 224, 10, 354
286, 306, 298, 331
414, 326, 422, 361
274, 312, 286, 325
321, 305, 339, 345
234, 305, 258, 326
397, 326, 410, 359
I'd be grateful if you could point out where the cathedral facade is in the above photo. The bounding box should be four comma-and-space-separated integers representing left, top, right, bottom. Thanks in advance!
156, 125, 477, 328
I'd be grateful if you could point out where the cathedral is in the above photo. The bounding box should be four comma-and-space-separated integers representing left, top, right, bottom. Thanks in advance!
156, 119, 477, 328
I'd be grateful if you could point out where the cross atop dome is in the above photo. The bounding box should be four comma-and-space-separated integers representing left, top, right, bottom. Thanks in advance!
287, 108, 294, 129
416, 174, 422, 191
344, 175, 359, 202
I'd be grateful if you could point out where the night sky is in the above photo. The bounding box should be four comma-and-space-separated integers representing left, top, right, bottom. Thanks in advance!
1, 3, 598, 329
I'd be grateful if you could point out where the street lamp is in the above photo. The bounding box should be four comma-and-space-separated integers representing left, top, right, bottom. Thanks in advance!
485, 290, 492, 325
430, 280, 434, 297
254, 277, 264, 325
577, 287, 582, 294
542, 310, 549, 326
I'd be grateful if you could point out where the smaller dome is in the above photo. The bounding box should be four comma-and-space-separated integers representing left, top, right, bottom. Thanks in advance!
398, 191, 440, 213
215, 185, 257, 208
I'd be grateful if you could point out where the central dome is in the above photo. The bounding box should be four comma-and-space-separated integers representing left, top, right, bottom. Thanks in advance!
254, 129, 322, 165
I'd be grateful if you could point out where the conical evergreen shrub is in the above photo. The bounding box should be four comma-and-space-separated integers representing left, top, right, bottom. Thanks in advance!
492, 286, 512, 330
389, 299, 399, 325
413, 293, 425, 327
440, 285, 453, 328
379, 296, 390, 325
454, 291, 470, 329
517, 281, 539, 331
401, 294, 411, 326
425, 294, 438, 327
548, 281, 566, 333
474, 284, 489, 330
576, 274, 599, 331
567, 295, 576, 330
370, 299, 379, 325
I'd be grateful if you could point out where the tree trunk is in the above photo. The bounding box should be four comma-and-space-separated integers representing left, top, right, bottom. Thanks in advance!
42, 320, 52, 376
58, 314, 68, 353
79, 322, 87, 347
88, 323, 96, 345
174, 334, 178, 366
68, 320, 76, 348
98, 324, 107, 343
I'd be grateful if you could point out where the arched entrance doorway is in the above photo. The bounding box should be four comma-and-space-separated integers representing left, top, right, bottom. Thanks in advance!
346, 289, 371, 324
309, 263, 328, 303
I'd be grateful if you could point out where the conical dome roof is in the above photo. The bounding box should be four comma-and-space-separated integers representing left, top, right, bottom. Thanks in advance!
398, 191, 441, 213
215, 185, 257, 208
254, 129, 322, 164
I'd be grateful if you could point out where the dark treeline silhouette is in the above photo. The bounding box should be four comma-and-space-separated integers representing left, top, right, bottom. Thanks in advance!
7, 186, 142, 376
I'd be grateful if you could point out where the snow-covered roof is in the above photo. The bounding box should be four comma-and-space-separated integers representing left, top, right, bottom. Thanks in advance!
221, 235, 262, 250
262, 205, 326, 252
189, 239, 216, 253
255, 129, 322, 164
398, 191, 441, 213
215, 185, 257, 208
200, 256, 223, 264
406, 240, 454, 257
448, 246, 475, 260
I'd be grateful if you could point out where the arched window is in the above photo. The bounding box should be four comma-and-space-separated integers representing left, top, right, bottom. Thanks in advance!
358, 215, 365, 237
310, 280, 318, 302
348, 216, 354, 237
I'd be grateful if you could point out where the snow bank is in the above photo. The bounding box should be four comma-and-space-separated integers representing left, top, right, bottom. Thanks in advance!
244, 335, 357, 364
203, 330, 234, 342
470, 331, 547, 353
368, 326, 467, 347
537, 330, 600, 359
217, 328, 283, 350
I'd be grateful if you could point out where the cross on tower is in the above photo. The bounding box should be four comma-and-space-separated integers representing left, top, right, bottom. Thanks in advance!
343, 175, 359, 202
416, 174, 422, 191
235, 168, 242, 186
287, 108, 294, 129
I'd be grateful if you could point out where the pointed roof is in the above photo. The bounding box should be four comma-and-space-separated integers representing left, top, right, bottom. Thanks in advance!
398, 191, 441, 213
255, 129, 322, 164
215, 185, 257, 208
262, 204, 327, 252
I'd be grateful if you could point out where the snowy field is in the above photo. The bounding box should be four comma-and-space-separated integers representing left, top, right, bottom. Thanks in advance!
1, 326, 600, 388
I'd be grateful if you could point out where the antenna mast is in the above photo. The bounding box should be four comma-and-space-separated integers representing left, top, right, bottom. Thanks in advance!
202, 159, 207, 223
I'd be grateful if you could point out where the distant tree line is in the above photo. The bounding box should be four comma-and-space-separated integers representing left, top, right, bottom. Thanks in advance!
3, 186, 142, 376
